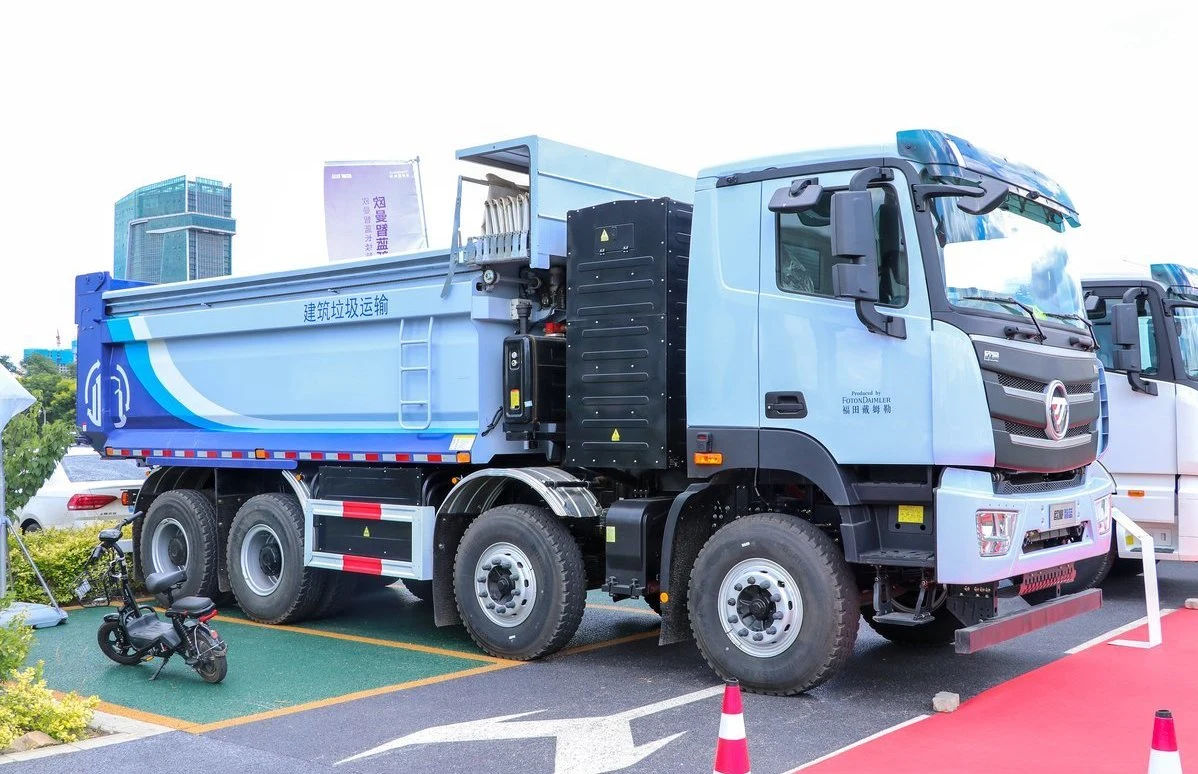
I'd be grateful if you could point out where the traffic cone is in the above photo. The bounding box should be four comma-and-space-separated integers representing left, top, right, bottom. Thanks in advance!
713, 679, 752, 774
1149, 709, 1183, 774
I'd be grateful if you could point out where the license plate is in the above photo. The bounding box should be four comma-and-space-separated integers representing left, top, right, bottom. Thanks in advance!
1050, 501, 1079, 528
74, 579, 91, 598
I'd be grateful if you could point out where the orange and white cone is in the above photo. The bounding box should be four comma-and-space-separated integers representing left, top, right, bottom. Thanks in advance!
713, 679, 752, 774
1149, 709, 1183, 774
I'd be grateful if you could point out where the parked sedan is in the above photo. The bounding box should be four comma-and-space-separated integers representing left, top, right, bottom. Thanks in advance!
14, 446, 146, 532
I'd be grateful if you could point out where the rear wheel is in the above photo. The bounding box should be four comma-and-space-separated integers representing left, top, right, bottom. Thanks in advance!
192, 630, 227, 684
97, 621, 142, 665
688, 514, 858, 695
453, 504, 585, 660
140, 490, 220, 604
311, 571, 360, 619
227, 494, 326, 624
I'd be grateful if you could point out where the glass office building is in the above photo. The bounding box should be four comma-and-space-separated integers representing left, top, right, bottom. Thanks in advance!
114, 176, 236, 283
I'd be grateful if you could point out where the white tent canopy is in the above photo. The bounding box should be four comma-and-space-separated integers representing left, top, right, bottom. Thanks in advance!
0, 367, 67, 627
0, 367, 34, 433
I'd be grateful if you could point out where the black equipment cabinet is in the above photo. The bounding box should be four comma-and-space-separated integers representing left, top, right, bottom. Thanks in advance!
564, 198, 691, 470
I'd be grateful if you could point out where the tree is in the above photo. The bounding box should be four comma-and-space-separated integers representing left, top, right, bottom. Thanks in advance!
17, 355, 76, 427
0, 356, 14, 374
2, 411, 72, 518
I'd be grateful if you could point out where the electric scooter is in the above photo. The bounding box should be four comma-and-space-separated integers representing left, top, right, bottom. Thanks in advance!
75, 512, 228, 683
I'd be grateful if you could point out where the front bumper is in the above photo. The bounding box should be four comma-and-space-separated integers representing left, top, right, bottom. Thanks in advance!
935, 462, 1115, 584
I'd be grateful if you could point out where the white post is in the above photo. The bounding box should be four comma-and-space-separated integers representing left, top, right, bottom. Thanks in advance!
0, 438, 7, 600
1109, 506, 1162, 649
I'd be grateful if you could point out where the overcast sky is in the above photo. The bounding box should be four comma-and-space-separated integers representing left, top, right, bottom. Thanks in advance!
1, 1, 1193, 362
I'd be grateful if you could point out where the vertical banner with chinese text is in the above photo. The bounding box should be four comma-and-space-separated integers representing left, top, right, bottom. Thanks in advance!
324, 160, 427, 261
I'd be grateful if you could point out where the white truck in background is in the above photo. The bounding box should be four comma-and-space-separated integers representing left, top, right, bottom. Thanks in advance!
1069, 265, 1198, 589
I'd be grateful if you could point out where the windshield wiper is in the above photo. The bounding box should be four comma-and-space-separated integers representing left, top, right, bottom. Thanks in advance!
1042, 311, 1097, 351
960, 295, 1047, 344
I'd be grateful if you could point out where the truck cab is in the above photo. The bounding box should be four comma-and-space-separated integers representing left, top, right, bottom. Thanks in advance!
1083, 266, 1198, 567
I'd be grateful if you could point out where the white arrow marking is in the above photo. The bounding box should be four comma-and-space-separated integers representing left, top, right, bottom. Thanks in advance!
335, 684, 724, 773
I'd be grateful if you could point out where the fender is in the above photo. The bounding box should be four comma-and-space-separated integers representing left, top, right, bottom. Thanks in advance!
437, 466, 602, 520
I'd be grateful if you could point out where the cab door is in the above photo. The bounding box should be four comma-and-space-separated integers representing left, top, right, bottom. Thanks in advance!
757, 167, 933, 465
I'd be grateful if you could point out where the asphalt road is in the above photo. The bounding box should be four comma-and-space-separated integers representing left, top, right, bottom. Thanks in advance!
16, 562, 1197, 774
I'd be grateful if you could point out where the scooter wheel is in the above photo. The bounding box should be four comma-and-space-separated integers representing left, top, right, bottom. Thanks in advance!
97, 621, 143, 666
192, 630, 227, 684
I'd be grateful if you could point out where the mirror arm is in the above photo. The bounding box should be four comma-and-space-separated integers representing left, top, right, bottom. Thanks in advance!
1129, 371, 1159, 396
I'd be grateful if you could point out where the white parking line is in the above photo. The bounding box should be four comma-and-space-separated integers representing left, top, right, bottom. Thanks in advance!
781, 714, 931, 773
1064, 609, 1176, 654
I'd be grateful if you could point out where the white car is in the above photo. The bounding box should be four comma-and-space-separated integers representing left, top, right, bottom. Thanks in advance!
14, 446, 146, 532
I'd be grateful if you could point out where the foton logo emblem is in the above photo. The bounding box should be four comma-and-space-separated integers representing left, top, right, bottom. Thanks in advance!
1044, 380, 1070, 441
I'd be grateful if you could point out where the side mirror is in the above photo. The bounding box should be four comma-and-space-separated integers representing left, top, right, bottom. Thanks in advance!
830, 191, 879, 302
1084, 293, 1107, 319
768, 178, 822, 213
1111, 300, 1158, 395
829, 186, 904, 338
1111, 302, 1139, 351
955, 177, 1009, 216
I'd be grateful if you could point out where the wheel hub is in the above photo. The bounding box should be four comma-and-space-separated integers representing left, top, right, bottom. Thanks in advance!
474, 542, 537, 628
718, 558, 804, 658
259, 544, 282, 577
151, 518, 190, 574
168, 537, 187, 567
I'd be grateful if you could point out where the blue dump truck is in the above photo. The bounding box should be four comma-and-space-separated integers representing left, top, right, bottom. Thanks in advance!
76, 131, 1114, 694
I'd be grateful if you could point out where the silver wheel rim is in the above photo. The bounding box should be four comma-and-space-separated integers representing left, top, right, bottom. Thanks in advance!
474, 541, 537, 628
241, 524, 284, 597
150, 518, 189, 573
718, 558, 804, 658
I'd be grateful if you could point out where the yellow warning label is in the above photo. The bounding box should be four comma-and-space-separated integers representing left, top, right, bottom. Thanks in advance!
606, 526, 616, 543
897, 505, 925, 525
611, 428, 621, 442
509, 389, 520, 411
362, 526, 371, 538
600, 229, 610, 242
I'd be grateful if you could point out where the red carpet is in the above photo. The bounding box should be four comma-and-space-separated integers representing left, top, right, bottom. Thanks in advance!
801, 610, 1198, 774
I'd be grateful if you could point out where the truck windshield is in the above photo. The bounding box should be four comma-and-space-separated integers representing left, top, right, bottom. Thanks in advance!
931, 193, 1087, 331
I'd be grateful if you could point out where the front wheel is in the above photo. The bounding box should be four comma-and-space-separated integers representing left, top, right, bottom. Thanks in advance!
453, 504, 586, 660
191, 630, 227, 684
97, 621, 142, 665
689, 514, 858, 695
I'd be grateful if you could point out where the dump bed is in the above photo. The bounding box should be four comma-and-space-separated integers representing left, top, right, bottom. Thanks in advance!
75, 136, 693, 468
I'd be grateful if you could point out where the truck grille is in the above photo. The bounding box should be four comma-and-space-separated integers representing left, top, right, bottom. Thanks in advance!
1002, 420, 1091, 441
993, 469, 1083, 495
997, 374, 1094, 395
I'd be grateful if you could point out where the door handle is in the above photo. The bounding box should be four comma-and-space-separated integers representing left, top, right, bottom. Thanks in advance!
765, 392, 808, 419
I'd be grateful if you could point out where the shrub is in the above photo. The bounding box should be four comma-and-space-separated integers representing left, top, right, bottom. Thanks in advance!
0, 616, 32, 676
0, 664, 97, 745
6, 522, 134, 605
0, 618, 97, 747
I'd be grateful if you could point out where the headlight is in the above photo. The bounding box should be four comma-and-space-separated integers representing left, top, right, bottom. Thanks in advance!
976, 510, 1018, 556
1093, 494, 1112, 535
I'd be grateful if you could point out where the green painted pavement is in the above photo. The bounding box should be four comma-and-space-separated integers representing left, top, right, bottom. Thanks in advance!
27, 606, 484, 725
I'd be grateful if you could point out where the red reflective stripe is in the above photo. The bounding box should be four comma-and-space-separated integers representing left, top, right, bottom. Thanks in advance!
120, 449, 130, 456
161, 450, 174, 457
182, 450, 196, 458
231, 451, 245, 459
365, 452, 381, 462
395, 453, 412, 463
343, 555, 382, 575
204, 450, 218, 458
343, 501, 382, 520
426, 454, 443, 463
337, 452, 351, 461
284, 451, 298, 460
141, 449, 151, 457
310, 452, 325, 460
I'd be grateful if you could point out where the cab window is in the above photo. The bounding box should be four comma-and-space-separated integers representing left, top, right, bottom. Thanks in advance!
776, 186, 908, 307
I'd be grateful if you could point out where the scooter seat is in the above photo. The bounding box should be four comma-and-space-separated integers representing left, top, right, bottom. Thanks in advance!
166, 596, 216, 617
144, 570, 187, 594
